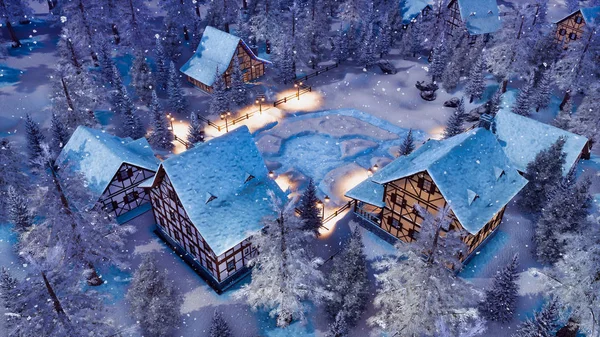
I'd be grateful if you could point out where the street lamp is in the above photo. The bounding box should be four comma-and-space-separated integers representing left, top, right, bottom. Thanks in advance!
367, 168, 373, 177
294, 81, 303, 99
324, 195, 330, 203
316, 200, 324, 219
166, 113, 175, 131
373, 164, 379, 171
220, 111, 231, 132
255, 94, 265, 114
268, 170, 275, 179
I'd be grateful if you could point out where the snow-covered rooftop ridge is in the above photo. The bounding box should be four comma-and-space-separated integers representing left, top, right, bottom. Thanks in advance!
55, 126, 160, 206
348, 128, 527, 234
494, 91, 589, 175
399, 0, 433, 24
456, 0, 501, 35
180, 26, 268, 87
555, 6, 600, 25
161, 126, 286, 256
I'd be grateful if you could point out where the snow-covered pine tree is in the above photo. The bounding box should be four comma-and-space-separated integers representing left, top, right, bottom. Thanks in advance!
512, 79, 534, 116
126, 256, 182, 337
235, 195, 329, 328
441, 60, 461, 92
521, 137, 566, 213
56, 29, 84, 73
7, 185, 32, 232
299, 179, 321, 236
430, 38, 448, 82
97, 39, 115, 85
24, 114, 45, 166
0, 0, 33, 48
487, 85, 503, 116
569, 89, 600, 143
159, 0, 196, 42
208, 68, 231, 117
333, 28, 349, 63
50, 112, 69, 153
0, 138, 25, 217
512, 298, 560, 337
535, 175, 591, 265
273, 32, 296, 84
110, 65, 127, 112
154, 36, 169, 90
369, 248, 477, 336
167, 61, 187, 115
115, 0, 151, 50
443, 97, 467, 139
187, 111, 205, 144
230, 56, 248, 107
148, 91, 174, 151
465, 57, 486, 103
478, 254, 520, 323
122, 105, 145, 140
130, 50, 154, 104
209, 310, 233, 337
326, 310, 350, 337
534, 71, 552, 112
552, 99, 573, 130
326, 226, 368, 327
399, 129, 415, 156
162, 17, 182, 62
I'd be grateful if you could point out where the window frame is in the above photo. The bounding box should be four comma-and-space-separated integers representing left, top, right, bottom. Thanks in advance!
227, 260, 236, 272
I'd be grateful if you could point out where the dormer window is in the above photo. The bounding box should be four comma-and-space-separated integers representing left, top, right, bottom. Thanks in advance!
244, 173, 255, 183
488, 10, 493, 15
470, 11, 476, 16
467, 189, 479, 205
575, 16, 583, 24
494, 166, 505, 180
206, 192, 217, 204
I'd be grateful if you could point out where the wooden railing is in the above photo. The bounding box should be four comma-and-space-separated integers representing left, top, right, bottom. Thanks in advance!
293, 62, 339, 84
294, 199, 355, 229
273, 85, 312, 107
196, 106, 269, 132
173, 134, 191, 149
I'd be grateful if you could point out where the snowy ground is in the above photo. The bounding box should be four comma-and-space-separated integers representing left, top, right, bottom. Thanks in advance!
2, 1, 600, 336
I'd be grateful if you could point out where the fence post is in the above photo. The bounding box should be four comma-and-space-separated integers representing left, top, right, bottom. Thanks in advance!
246, 114, 249, 119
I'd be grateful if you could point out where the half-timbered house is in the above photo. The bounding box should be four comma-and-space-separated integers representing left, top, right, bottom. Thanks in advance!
143, 126, 286, 292
399, 0, 433, 28
493, 94, 591, 173
554, 6, 600, 48
180, 26, 270, 93
55, 126, 160, 220
446, 0, 501, 43
346, 128, 527, 260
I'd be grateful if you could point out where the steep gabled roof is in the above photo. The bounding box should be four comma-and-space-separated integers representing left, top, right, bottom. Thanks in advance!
455, 0, 501, 35
347, 128, 527, 234
493, 92, 589, 175
555, 6, 600, 26
399, 0, 433, 25
180, 26, 269, 87
160, 126, 286, 256
56, 126, 160, 207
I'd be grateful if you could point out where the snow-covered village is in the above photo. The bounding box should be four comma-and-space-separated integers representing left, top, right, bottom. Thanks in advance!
0, 0, 599, 336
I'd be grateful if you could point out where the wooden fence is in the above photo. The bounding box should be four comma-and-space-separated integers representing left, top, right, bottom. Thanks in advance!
196, 106, 268, 132
273, 85, 312, 107
293, 62, 339, 84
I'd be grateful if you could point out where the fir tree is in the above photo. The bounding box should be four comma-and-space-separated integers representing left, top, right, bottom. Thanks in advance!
465, 57, 486, 103
478, 254, 520, 323
6, 185, 32, 232
535, 175, 591, 265
441, 60, 461, 92
50, 112, 69, 153
569, 89, 600, 143
126, 256, 182, 337
98, 40, 115, 85
553, 99, 573, 130
230, 57, 248, 107
147, 91, 174, 151
430, 38, 448, 82
208, 68, 230, 117
512, 299, 560, 337
187, 111, 205, 144
512, 80, 534, 116
274, 36, 296, 84
326, 227, 369, 328
300, 179, 321, 236
333, 28, 349, 63
235, 196, 329, 328
534, 71, 552, 112
110, 65, 128, 114
24, 114, 45, 166
162, 17, 182, 61
209, 310, 233, 337
443, 98, 467, 139
122, 106, 145, 140
521, 137, 566, 213
487, 85, 503, 116
130, 51, 154, 104
0, 138, 25, 217
167, 61, 187, 115
154, 36, 169, 90
327, 310, 350, 337
399, 129, 415, 156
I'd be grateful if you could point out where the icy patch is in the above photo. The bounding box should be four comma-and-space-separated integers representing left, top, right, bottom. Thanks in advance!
340, 139, 378, 159
133, 239, 164, 255
516, 268, 560, 296
181, 285, 239, 314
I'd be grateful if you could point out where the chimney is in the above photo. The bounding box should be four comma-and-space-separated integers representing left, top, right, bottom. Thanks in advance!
479, 113, 494, 130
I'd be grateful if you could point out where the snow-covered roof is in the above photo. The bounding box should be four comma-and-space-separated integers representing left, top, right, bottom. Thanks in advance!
494, 92, 589, 175
399, 0, 433, 25
345, 179, 386, 208
161, 126, 286, 256
347, 128, 527, 234
180, 26, 268, 87
555, 6, 600, 26
56, 126, 160, 206
456, 0, 501, 35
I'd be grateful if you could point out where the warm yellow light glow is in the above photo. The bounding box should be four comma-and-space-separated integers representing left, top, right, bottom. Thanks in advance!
334, 167, 372, 202
170, 119, 190, 154
275, 90, 323, 112
202, 105, 283, 139
275, 173, 296, 193
429, 125, 445, 140
317, 207, 349, 239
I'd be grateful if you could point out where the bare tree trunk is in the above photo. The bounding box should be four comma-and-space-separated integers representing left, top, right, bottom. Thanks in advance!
5, 20, 22, 48
61, 77, 75, 112
112, 24, 120, 44
559, 89, 571, 111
